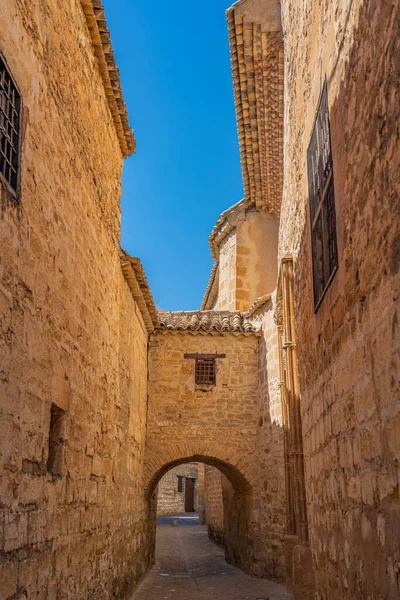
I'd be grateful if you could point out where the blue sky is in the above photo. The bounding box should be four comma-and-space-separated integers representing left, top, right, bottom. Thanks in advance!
103, 0, 243, 311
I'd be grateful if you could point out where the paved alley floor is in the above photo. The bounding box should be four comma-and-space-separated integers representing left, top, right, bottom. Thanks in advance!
130, 515, 293, 600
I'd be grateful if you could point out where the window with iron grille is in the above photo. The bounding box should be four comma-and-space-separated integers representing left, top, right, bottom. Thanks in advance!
0, 55, 21, 193
195, 359, 216, 386
307, 80, 338, 311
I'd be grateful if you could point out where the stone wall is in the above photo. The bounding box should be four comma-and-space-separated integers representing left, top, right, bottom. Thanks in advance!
279, 0, 400, 598
253, 297, 287, 581
235, 210, 278, 312
157, 463, 199, 515
146, 330, 272, 575
204, 466, 225, 547
0, 2, 151, 598
217, 230, 237, 310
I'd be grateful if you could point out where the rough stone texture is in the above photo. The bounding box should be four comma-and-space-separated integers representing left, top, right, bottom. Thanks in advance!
157, 463, 199, 515
202, 207, 286, 581
218, 230, 237, 311
0, 1, 152, 598
197, 463, 205, 524
234, 209, 278, 312
279, 0, 400, 598
145, 330, 281, 577
203, 201, 278, 312
204, 466, 225, 547
253, 296, 287, 581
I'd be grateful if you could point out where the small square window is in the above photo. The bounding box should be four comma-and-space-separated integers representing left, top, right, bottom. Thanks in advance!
195, 359, 216, 386
0, 55, 21, 193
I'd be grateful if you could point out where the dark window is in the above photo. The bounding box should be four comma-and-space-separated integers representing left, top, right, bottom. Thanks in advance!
195, 359, 216, 386
307, 80, 338, 310
0, 55, 21, 193
47, 404, 65, 478
177, 476, 183, 492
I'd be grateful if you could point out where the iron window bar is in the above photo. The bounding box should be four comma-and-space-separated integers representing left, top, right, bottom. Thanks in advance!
307, 79, 338, 311
195, 359, 216, 386
0, 55, 21, 193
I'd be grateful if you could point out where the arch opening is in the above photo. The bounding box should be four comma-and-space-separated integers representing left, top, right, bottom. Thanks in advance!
144, 453, 262, 578
146, 454, 253, 500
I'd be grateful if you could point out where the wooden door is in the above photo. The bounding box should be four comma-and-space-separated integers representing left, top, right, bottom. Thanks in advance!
185, 478, 195, 512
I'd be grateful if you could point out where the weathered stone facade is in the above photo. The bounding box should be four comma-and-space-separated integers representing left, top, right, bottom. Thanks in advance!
157, 463, 199, 515
1, 0, 398, 599
0, 1, 155, 598
278, 0, 400, 598
145, 321, 269, 575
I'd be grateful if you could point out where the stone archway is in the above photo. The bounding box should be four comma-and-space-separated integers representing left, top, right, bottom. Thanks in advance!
143, 444, 262, 577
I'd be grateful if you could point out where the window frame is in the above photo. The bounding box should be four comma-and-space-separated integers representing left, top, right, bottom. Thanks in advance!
307, 79, 338, 312
195, 358, 216, 386
0, 52, 22, 199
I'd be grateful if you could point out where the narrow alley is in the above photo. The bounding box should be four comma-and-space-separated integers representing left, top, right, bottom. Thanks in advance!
130, 515, 293, 600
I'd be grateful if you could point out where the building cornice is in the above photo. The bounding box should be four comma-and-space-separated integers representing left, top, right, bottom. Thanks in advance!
226, 0, 284, 216
80, 0, 135, 158
201, 261, 219, 311
120, 252, 159, 333
243, 294, 272, 317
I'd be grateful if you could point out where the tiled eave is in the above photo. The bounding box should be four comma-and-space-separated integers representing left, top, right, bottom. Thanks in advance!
158, 310, 260, 334
226, 0, 284, 216
156, 329, 260, 337
120, 253, 159, 333
80, 0, 135, 157
201, 261, 219, 311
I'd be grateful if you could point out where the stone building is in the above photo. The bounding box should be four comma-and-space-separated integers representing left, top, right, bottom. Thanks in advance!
0, 1, 398, 600
156, 463, 199, 515
0, 1, 155, 597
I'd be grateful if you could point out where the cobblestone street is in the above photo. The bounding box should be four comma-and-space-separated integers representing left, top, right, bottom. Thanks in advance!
130, 516, 293, 600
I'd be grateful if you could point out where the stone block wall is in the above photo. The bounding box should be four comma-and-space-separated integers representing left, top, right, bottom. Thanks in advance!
157, 463, 199, 515
235, 210, 278, 312
218, 230, 237, 310
204, 466, 225, 547
146, 330, 274, 576
0, 2, 151, 598
253, 298, 287, 581
279, 0, 400, 598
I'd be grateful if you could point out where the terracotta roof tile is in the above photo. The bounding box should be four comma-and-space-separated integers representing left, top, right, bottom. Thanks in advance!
226, 0, 284, 216
120, 252, 159, 333
157, 311, 260, 334
243, 294, 272, 317
80, 0, 135, 157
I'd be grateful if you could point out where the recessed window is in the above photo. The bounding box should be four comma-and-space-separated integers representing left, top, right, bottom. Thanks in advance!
47, 404, 65, 478
177, 476, 183, 492
307, 80, 338, 311
195, 359, 216, 386
0, 55, 21, 193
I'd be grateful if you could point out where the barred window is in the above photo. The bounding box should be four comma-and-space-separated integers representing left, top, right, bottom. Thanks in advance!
307, 80, 338, 311
0, 55, 21, 193
195, 359, 216, 386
